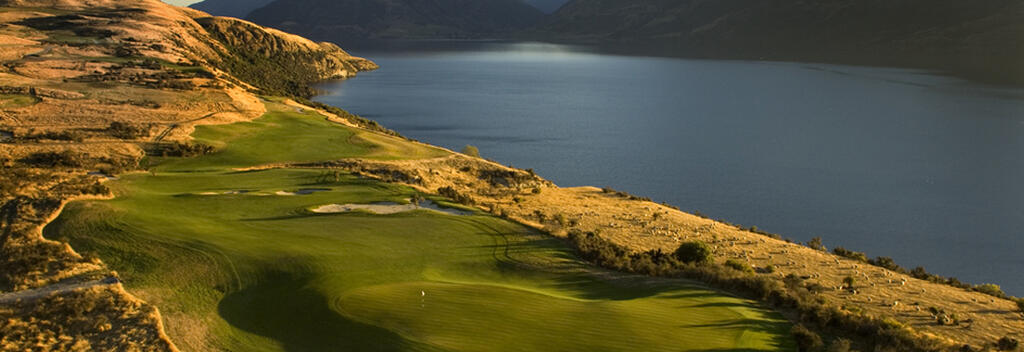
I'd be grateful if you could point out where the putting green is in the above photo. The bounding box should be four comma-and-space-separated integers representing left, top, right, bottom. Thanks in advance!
45, 103, 795, 351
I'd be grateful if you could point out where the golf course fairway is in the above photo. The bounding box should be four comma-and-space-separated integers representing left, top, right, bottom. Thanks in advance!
44, 101, 795, 351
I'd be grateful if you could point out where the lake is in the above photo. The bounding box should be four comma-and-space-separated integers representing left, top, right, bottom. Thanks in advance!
315, 41, 1024, 295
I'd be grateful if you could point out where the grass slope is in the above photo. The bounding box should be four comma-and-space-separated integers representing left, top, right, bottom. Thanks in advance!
167, 100, 448, 171
44, 103, 794, 351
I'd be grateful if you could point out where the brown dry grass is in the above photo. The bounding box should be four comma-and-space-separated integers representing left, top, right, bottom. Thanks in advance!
0, 0, 373, 350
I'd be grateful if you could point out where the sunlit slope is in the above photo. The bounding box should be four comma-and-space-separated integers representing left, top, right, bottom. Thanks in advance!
167, 101, 448, 171
44, 104, 794, 351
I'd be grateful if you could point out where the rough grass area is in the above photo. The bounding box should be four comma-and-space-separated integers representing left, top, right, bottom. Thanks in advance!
43, 103, 794, 351
0, 94, 40, 109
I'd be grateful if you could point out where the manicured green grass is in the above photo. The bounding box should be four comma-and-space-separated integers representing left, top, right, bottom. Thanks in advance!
156, 101, 448, 171
45, 102, 794, 351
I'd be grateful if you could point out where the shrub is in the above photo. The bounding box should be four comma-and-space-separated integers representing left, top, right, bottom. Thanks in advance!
19, 151, 88, 168
437, 186, 474, 205
554, 213, 568, 226
910, 266, 930, 280
842, 276, 856, 289
791, 324, 824, 352
868, 256, 904, 273
973, 284, 1005, 298
673, 241, 712, 265
827, 338, 852, 352
996, 337, 1018, 351
159, 142, 214, 157
461, 145, 480, 158
1016, 299, 1024, 313
107, 121, 149, 139
806, 237, 825, 251
724, 259, 754, 273
832, 247, 868, 262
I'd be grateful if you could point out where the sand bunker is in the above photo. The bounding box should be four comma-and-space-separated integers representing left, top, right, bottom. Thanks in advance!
275, 188, 330, 196
311, 200, 471, 216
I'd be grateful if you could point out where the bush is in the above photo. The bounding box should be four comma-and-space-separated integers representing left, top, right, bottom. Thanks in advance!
107, 121, 149, 139
827, 338, 852, 352
1016, 299, 1024, 313
996, 337, 1019, 351
158, 142, 214, 157
673, 241, 712, 265
832, 247, 868, 262
437, 186, 474, 205
19, 151, 88, 168
725, 259, 754, 273
842, 276, 856, 289
461, 145, 480, 158
792, 324, 824, 352
973, 284, 1005, 298
868, 256, 904, 273
807, 237, 825, 251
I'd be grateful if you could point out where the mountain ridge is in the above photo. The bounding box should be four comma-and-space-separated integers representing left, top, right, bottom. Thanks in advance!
534, 0, 1024, 83
244, 0, 545, 42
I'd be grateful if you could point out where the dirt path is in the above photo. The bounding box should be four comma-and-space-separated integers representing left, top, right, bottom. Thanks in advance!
152, 112, 217, 142
0, 277, 118, 304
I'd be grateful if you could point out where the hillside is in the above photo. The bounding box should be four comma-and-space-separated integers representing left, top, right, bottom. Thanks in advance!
536, 0, 1024, 83
244, 0, 545, 41
1, 0, 1023, 351
0, 0, 374, 349
189, 0, 274, 19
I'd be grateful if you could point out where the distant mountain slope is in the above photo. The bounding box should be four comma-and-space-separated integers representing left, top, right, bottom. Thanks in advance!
539, 0, 1024, 82
189, 0, 274, 18
245, 0, 545, 41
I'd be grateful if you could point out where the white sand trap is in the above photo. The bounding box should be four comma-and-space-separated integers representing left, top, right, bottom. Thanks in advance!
311, 200, 471, 216
276, 188, 330, 196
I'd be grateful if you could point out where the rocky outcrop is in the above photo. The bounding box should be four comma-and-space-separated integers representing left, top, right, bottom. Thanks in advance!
195, 16, 377, 96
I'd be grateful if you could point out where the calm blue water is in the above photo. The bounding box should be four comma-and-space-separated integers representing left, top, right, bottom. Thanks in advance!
315, 41, 1024, 295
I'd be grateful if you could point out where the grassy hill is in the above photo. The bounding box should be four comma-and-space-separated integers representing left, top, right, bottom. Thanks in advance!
43, 101, 794, 351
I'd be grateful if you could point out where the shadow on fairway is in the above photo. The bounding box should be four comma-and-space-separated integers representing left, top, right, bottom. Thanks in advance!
217, 265, 438, 352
